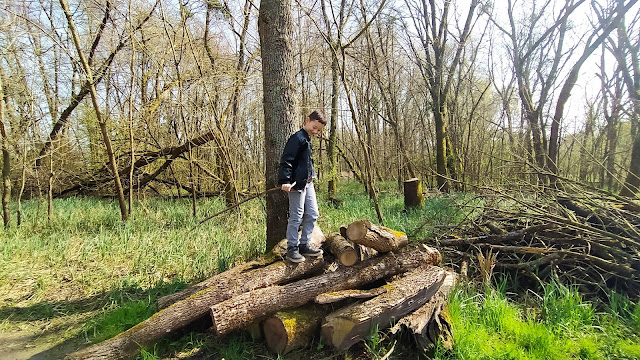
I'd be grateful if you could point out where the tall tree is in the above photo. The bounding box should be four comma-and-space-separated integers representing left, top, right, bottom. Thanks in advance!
0, 66, 10, 227
259, 0, 298, 249
59, 0, 128, 221
548, 0, 638, 184
405, 0, 479, 191
612, 2, 640, 197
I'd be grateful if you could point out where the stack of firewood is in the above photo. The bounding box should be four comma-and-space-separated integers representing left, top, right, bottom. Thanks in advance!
66, 220, 456, 359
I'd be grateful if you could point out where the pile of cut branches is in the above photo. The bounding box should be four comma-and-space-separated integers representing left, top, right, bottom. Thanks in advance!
437, 181, 640, 298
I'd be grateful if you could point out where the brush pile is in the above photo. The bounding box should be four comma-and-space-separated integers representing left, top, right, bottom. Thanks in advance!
437, 182, 640, 298
66, 221, 456, 359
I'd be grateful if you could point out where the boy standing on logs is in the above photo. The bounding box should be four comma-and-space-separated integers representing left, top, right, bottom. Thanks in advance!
279, 110, 327, 263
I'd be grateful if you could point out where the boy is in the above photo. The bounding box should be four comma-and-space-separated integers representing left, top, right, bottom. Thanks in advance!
278, 110, 327, 263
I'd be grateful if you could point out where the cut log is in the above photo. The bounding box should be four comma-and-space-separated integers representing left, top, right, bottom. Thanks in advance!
209, 245, 442, 336
391, 271, 457, 351
65, 258, 324, 360
321, 265, 446, 351
158, 226, 325, 309
315, 287, 386, 304
346, 219, 409, 252
404, 178, 424, 208
263, 305, 324, 355
325, 232, 358, 266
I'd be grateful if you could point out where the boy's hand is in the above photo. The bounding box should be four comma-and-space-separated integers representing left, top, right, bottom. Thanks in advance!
281, 182, 296, 192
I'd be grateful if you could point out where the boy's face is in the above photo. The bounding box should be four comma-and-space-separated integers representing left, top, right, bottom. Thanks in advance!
304, 118, 325, 137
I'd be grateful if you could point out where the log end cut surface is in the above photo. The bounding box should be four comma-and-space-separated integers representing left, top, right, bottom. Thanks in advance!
263, 317, 288, 354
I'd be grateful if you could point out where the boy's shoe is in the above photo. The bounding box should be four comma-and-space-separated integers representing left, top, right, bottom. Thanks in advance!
286, 246, 305, 263
299, 244, 323, 258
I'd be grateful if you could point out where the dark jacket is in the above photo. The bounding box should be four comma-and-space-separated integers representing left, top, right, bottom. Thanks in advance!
278, 129, 314, 190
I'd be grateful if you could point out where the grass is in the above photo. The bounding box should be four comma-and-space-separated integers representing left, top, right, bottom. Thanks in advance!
437, 279, 640, 360
0, 180, 637, 359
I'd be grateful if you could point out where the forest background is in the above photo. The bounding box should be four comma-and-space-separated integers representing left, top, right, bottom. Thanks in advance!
1, 0, 640, 358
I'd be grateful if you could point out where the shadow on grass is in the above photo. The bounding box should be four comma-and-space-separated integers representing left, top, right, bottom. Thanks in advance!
0, 280, 189, 323
1, 279, 190, 360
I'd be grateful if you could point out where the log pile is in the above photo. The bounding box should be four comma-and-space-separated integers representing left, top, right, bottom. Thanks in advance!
66, 220, 456, 359
437, 183, 640, 298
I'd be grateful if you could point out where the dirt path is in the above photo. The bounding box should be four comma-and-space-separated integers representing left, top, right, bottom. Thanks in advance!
0, 328, 87, 360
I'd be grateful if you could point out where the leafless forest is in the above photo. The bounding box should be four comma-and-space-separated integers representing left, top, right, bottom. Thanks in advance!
0, 0, 639, 224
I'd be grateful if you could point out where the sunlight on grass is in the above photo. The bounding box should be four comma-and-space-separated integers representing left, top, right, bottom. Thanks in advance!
441, 281, 640, 360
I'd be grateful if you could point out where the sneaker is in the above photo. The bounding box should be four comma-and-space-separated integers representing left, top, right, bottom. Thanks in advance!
286, 246, 305, 263
299, 244, 323, 258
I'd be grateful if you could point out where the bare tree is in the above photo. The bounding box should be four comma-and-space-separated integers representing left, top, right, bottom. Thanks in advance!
59, 0, 128, 220
610, 0, 640, 197
0, 65, 10, 227
404, 0, 480, 191
259, 0, 298, 249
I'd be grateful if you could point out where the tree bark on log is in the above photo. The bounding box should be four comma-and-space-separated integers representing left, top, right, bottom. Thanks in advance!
209, 245, 441, 336
66, 259, 324, 360
315, 287, 386, 304
346, 219, 408, 252
325, 232, 358, 266
263, 305, 324, 355
391, 271, 457, 351
321, 265, 446, 351
404, 178, 424, 208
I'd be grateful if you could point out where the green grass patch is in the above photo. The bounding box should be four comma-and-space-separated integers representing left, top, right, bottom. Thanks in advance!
438, 280, 640, 360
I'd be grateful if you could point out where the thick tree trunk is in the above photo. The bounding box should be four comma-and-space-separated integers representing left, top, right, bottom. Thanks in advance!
346, 219, 409, 253
66, 259, 324, 360
404, 178, 424, 208
263, 305, 324, 355
325, 232, 358, 266
391, 271, 457, 352
321, 265, 446, 350
259, 0, 298, 251
209, 245, 441, 336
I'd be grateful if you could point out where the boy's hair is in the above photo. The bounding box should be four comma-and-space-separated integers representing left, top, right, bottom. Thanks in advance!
308, 110, 327, 125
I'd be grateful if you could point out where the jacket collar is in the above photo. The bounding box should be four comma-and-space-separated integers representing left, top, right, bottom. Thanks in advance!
300, 128, 311, 141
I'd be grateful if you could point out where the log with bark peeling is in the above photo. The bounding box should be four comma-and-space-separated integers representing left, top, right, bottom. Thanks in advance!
320, 264, 446, 351
391, 271, 457, 351
65, 258, 324, 360
314, 287, 386, 304
209, 245, 441, 336
263, 305, 325, 355
346, 219, 408, 252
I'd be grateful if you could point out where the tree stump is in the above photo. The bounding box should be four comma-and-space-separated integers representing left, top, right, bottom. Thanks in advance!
263, 305, 324, 355
321, 265, 446, 351
209, 245, 441, 336
325, 232, 359, 266
404, 178, 424, 208
346, 219, 409, 252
